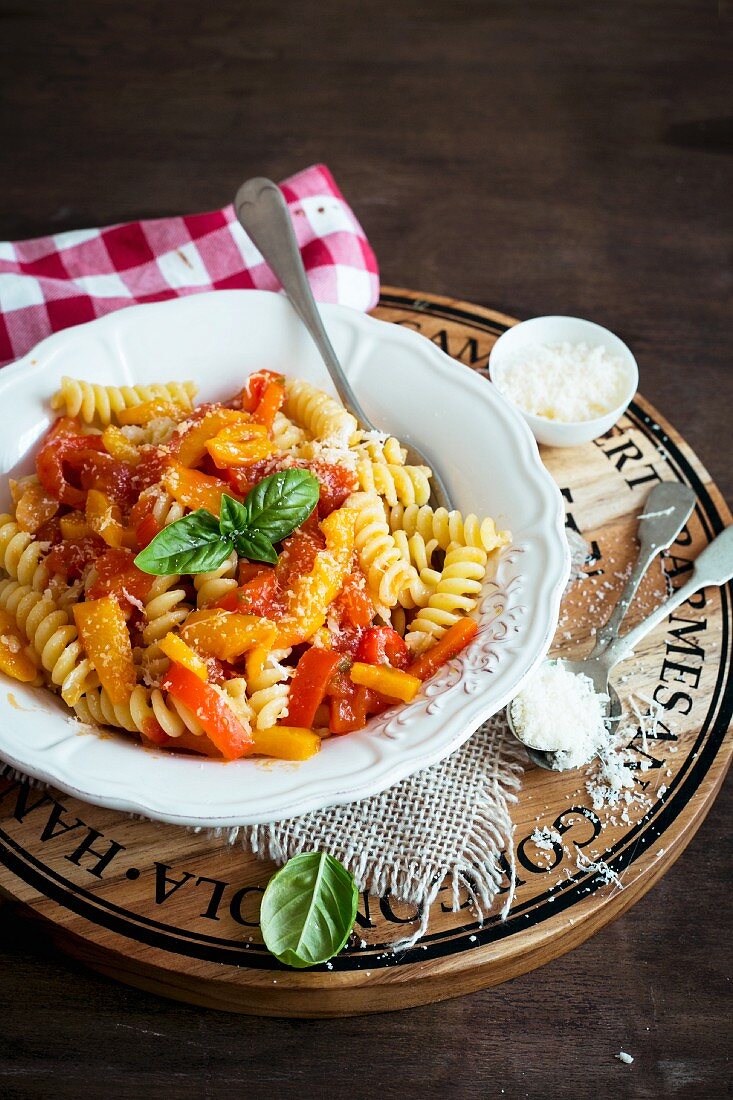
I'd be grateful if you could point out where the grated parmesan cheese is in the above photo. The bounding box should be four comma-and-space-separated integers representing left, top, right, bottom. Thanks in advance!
510, 660, 609, 769
616, 1051, 634, 1065
493, 341, 629, 422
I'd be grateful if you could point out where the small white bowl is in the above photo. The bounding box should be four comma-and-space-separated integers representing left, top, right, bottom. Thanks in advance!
488, 315, 639, 448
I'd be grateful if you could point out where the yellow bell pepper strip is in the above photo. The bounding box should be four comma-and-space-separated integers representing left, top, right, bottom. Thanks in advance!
162, 462, 239, 516
275, 507, 356, 648
252, 380, 285, 432
116, 398, 189, 426
251, 725, 321, 761
161, 661, 253, 760
15, 482, 59, 534
101, 425, 141, 464
181, 609, 277, 661
205, 422, 274, 468
85, 488, 126, 548
349, 661, 421, 703
0, 608, 40, 683
59, 511, 91, 540
407, 617, 479, 681
158, 632, 209, 681
174, 407, 251, 467
73, 596, 136, 705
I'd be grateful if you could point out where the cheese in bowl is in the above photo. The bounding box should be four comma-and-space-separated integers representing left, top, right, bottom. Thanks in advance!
488, 315, 638, 447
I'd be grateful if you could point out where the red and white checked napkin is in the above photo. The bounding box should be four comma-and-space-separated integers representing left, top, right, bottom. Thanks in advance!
0, 164, 379, 366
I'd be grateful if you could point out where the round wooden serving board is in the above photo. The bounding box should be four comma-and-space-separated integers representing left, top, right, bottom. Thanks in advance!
0, 289, 730, 1017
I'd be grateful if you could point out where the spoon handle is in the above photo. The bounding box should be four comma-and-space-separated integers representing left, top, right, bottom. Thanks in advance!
604, 524, 733, 669
234, 177, 376, 428
589, 482, 696, 657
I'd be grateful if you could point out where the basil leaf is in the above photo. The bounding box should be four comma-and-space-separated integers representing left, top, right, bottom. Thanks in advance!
134, 511, 233, 575
260, 851, 358, 969
219, 493, 249, 540
234, 530, 278, 565
243, 469, 319, 543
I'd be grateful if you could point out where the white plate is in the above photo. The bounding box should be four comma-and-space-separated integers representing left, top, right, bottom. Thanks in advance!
0, 291, 568, 826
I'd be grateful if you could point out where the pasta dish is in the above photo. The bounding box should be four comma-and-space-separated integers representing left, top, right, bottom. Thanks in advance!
0, 371, 509, 762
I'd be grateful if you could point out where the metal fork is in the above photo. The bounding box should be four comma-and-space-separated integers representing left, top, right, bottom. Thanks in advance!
234, 177, 453, 511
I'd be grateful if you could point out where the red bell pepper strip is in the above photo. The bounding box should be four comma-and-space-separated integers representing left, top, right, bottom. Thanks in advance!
161, 662, 254, 761
287, 647, 343, 729
136, 512, 161, 550
36, 429, 106, 507
328, 681, 370, 734
356, 625, 410, 670
407, 618, 479, 681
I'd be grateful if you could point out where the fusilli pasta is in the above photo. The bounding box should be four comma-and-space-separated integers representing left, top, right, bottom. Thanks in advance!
50, 378, 197, 425
405, 545, 488, 654
284, 377, 358, 445
346, 491, 418, 613
389, 504, 510, 554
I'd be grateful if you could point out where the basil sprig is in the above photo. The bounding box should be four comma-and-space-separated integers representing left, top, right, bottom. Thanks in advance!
260, 851, 358, 968
134, 469, 320, 576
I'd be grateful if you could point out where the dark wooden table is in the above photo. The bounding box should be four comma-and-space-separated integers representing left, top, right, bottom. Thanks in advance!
1, 2, 731, 1097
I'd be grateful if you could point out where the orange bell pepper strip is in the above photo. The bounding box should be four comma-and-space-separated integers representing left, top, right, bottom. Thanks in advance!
173, 407, 250, 467
14, 482, 59, 534
275, 507, 356, 648
162, 462, 238, 516
287, 647, 343, 729
349, 661, 421, 703
116, 398, 188, 426
407, 617, 479, 681
0, 608, 40, 684
73, 596, 136, 705
85, 489, 127, 549
158, 632, 209, 681
181, 609, 277, 661
252, 380, 285, 432
241, 370, 284, 413
251, 725, 321, 761
205, 422, 274, 468
161, 661, 253, 760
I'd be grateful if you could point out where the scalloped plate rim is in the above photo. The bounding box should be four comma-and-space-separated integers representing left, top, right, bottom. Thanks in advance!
0, 291, 569, 826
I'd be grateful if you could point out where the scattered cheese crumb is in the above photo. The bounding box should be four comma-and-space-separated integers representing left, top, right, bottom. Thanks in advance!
616, 1051, 634, 1065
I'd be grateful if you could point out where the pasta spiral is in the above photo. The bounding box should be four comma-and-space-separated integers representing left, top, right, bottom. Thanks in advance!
0, 579, 94, 705
346, 492, 418, 613
354, 433, 406, 466
392, 529, 441, 609
0, 515, 49, 589
141, 575, 192, 678
389, 504, 510, 554
119, 417, 179, 447
138, 486, 184, 529
271, 411, 310, 452
405, 545, 488, 654
193, 551, 238, 608
284, 378, 358, 445
75, 684, 205, 740
356, 460, 432, 507
245, 647, 292, 729
50, 378, 197, 425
